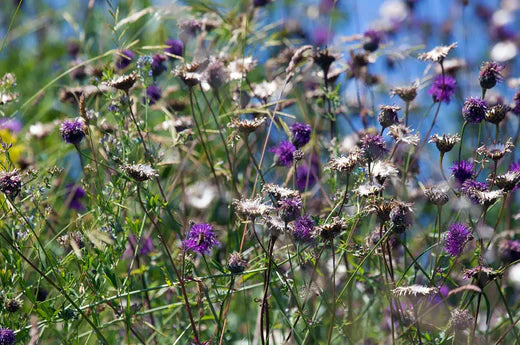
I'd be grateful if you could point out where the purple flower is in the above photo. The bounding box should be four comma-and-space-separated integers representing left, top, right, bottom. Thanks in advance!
278, 197, 303, 223
312, 26, 332, 46
151, 54, 167, 77
0, 170, 22, 198
498, 239, 520, 263
65, 184, 86, 211
295, 163, 317, 191
290, 122, 312, 148
116, 49, 135, 70
363, 29, 383, 52
182, 223, 219, 255
512, 90, 520, 116
361, 134, 386, 161
270, 140, 296, 167
253, 0, 270, 7
428, 75, 456, 104
123, 234, 155, 258
60, 119, 85, 145
0, 327, 15, 345
451, 160, 474, 185
462, 97, 488, 124
165, 39, 183, 58
479, 61, 504, 89
510, 161, 520, 191
292, 215, 315, 243
461, 180, 488, 203
0, 118, 22, 132
146, 84, 162, 105
444, 223, 471, 257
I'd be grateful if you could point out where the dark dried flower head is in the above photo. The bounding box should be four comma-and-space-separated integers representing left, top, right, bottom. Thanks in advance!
371, 161, 398, 184
262, 183, 299, 200
388, 125, 420, 146
174, 64, 204, 87
229, 116, 266, 133
464, 266, 501, 287
263, 215, 286, 238
498, 239, 520, 264
418, 42, 457, 62
0, 170, 22, 198
474, 189, 504, 206
290, 122, 312, 148
389, 201, 414, 233
233, 197, 273, 219
429, 133, 460, 153
512, 90, 520, 115
270, 140, 296, 167
0, 327, 15, 345
462, 97, 488, 124
227, 252, 247, 274
57, 231, 85, 250
479, 61, 504, 89
123, 163, 158, 182
424, 185, 449, 206
291, 215, 315, 243
461, 179, 488, 204
444, 223, 471, 257
60, 118, 85, 144
4, 298, 21, 313
428, 75, 456, 104
361, 134, 386, 161
293, 149, 304, 161
313, 49, 336, 75
328, 147, 364, 174
485, 104, 509, 124
277, 197, 303, 223
390, 85, 418, 102
448, 309, 474, 331
378, 105, 400, 129
319, 217, 347, 241
205, 60, 229, 89
392, 285, 439, 297
363, 29, 383, 52
493, 171, 520, 191
476, 139, 513, 161
451, 160, 474, 185
108, 71, 138, 91
183, 223, 219, 255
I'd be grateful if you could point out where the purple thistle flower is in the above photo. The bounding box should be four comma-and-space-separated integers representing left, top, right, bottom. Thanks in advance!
0, 118, 22, 133
151, 53, 167, 77
0, 170, 22, 198
278, 197, 303, 223
165, 39, 183, 58
428, 75, 456, 104
512, 90, 520, 116
461, 179, 488, 204
115, 49, 135, 70
292, 215, 315, 243
451, 160, 474, 185
295, 163, 317, 191
444, 223, 471, 257
312, 26, 332, 46
479, 61, 504, 90
65, 184, 86, 211
363, 29, 383, 52
182, 223, 219, 255
498, 239, 520, 264
290, 122, 312, 149
462, 97, 488, 124
361, 134, 386, 161
146, 84, 162, 105
270, 140, 296, 167
0, 327, 15, 345
60, 118, 85, 145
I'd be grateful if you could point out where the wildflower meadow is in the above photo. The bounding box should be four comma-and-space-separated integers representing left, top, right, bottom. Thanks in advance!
2, 0, 520, 344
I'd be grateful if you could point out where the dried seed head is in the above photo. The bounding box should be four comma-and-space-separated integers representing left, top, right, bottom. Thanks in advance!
262, 184, 299, 200
227, 252, 247, 274
492, 171, 520, 191
263, 215, 286, 239
229, 116, 266, 134
108, 71, 138, 91
476, 139, 514, 161
418, 42, 457, 62
448, 309, 474, 331
328, 147, 364, 174
313, 49, 336, 75
318, 217, 347, 241
378, 105, 400, 129
429, 133, 461, 153
233, 197, 273, 219
388, 125, 420, 146
0, 170, 22, 198
485, 104, 510, 124
390, 85, 418, 102
424, 185, 449, 206
4, 298, 21, 313
479, 61, 504, 89
123, 163, 158, 182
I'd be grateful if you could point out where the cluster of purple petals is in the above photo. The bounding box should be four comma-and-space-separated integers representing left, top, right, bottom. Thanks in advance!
428, 75, 456, 104
270, 140, 296, 166
292, 215, 315, 243
123, 234, 155, 258
146, 85, 162, 105
65, 184, 86, 211
361, 134, 386, 161
60, 119, 85, 145
116, 49, 135, 70
462, 97, 488, 124
0, 118, 22, 133
183, 223, 219, 255
451, 160, 474, 185
295, 154, 320, 191
151, 54, 167, 77
0, 328, 15, 345
290, 122, 312, 148
165, 39, 184, 58
278, 197, 303, 223
444, 223, 471, 257
511, 161, 520, 191
461, 180, 488, 204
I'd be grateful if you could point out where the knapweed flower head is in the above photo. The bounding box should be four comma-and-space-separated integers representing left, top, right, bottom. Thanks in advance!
448, 309, 474, 331
291, 215, 315, 243
270, 140, 296, 167
123, 163, 158, 182
313, 48, 336, 75
263, 215, 285, 238
328, 147, 364, 173
474, 189, 504, 206
164, 39, 183, 58
363, 29, 383, 52
444, 223, 471, 257
0, 327, 15, 345
479, 61, 504, 89
371, 160, 398, 184
492, 171, 520, 191
476, 139, 514, 161
174, 63, 204, 87
60, 118, 85, 144
233, 197, 273, 219
451, 160, 474, 185
390, 84, 418, 102
0, 170, 22, 198
389, 201, 414, 233
205, 60, 229, 89
485, 104, 509, 124
151, 53, 167, 77
512, 90, 520, 115
387, 125, 420, 146
108, 71, 138, 91
5, 298, 21, 313
277, 197, 303, 223
65, 184, 86, 211
461, 179, 488, 204
462, 97, 488, 124
227, 252, 247, 274
463, 266, 501, 287
295, 163, 318, 191
290, 122, 312, 149
262, 183, 299, 200
418, 42, 457, 62
424, 185, 449, 206
182, 223, 219, 255
229, 116, 266, 134
428, 75, 456, 104
146, 84, 162, 105
377, 105, 400, 129
361, 134, 386, 161
498, 239, 520, 263
429, 133, 460, 153
318, 216, 347, 241
115, 49, 135, 70
228, 57, 257, 81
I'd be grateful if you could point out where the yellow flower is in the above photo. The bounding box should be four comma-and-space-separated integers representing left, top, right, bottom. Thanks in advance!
0, 129, 23, 169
